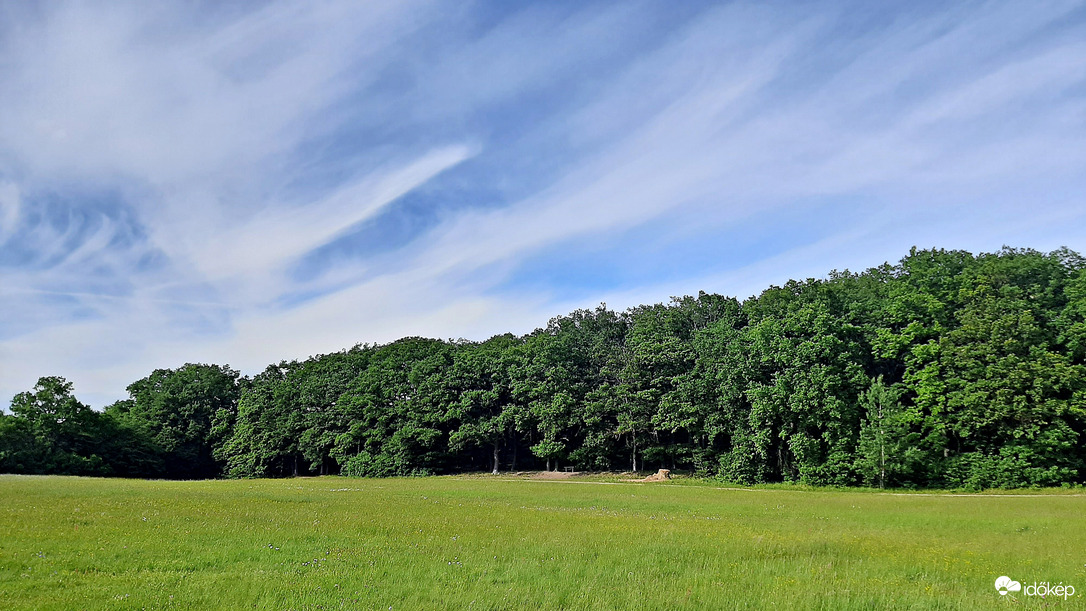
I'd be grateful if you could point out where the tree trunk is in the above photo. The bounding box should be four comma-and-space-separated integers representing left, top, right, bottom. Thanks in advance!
878, 404, 886, 489
631, 432, 638, 473
511, 436, 517, 472
492, 441, 500, 475
547, 458, 551, 472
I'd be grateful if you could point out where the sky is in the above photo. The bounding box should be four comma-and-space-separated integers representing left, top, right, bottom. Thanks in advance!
1, 0, 1085, 408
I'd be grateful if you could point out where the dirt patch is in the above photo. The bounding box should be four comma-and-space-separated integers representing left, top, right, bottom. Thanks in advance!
532, 471, 579, 480
640, 469, 671, 482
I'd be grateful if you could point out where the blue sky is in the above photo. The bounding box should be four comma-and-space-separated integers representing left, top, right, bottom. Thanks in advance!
1, 0, 1085, 407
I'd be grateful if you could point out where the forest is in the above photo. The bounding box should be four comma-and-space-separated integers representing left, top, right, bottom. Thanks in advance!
2, 246, 1085, 489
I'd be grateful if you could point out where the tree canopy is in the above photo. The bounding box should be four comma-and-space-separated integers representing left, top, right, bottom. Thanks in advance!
4, 246, 1085, 489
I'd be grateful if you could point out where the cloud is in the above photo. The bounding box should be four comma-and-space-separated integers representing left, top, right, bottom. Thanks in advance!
0, 2, 415, 181
172, 144, 474, 297
1, 1, 1085, 407
0, 182, 19, 242
380, 0, 1086, 290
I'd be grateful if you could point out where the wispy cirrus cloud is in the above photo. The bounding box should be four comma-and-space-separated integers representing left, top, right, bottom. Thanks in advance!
1, 0, 1085, 407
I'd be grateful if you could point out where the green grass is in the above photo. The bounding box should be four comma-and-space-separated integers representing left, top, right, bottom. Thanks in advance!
0, 475, 1083, 609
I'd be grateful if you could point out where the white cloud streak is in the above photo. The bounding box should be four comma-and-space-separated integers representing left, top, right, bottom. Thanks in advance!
178, 145, 474, 292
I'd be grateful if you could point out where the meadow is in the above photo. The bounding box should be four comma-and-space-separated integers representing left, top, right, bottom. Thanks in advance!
0, 474, 1083, 609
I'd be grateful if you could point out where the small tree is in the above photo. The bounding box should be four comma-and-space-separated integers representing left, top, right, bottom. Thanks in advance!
854, 376, 916, 488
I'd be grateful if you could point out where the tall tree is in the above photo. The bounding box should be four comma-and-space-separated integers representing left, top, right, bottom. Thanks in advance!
447, 335, 522, 474
114, 364, 242, 478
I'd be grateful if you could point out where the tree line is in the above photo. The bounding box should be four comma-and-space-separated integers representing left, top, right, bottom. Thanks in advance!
3, 246, 1085, 489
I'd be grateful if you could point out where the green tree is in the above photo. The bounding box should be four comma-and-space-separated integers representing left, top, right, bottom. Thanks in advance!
447, 335, 523, 474
217, 363, 298, 477
2, 377, 161, 476
115, 364, 242, 478
333, 338, 456, 476
513, 330, 585, 471
853, 376, 924, 488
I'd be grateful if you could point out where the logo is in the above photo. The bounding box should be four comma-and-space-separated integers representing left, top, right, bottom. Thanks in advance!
994, 576, 1021, 596
995, 576, 1075, 600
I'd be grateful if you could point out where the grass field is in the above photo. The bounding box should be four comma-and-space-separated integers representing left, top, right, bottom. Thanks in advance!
0, 474, 1083, 609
